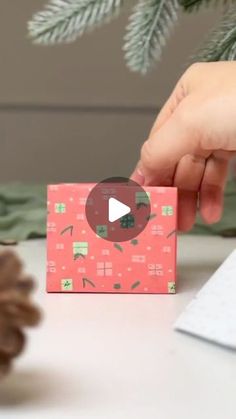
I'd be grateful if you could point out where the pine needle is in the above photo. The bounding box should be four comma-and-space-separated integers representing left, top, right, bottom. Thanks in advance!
28, 0, 236, 74
28, 0, 124, 44
179, 0, 218, 12
123, 0, 179, 74
195, 4, 236, 61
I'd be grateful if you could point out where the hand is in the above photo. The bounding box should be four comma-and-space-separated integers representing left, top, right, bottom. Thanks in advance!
131, 62, 236, 231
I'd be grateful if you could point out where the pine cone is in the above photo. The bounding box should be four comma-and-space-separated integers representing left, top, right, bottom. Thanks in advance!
0, 250, 41, 377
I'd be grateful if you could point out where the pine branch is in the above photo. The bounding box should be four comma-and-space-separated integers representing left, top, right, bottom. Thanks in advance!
28, 0, 124, 44
179, 0, 216, 12
123, 0, 179, 74
180, 0, 235, 12
194, 5, 236, 61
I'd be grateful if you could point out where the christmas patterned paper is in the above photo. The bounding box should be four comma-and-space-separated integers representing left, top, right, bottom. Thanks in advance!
47, 184, 177, 293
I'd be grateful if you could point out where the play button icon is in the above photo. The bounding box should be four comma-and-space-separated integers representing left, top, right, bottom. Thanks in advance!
85, 177, 151, 242
108, 198, 131, 223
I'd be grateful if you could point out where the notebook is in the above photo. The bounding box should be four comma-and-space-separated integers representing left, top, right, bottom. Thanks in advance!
174, 249, 236, 349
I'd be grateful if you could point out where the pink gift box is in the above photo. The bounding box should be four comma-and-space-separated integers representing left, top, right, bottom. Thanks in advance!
47, 184, 177, 294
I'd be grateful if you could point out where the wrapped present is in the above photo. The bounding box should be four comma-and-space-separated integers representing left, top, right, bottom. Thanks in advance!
47, 184, 177, 294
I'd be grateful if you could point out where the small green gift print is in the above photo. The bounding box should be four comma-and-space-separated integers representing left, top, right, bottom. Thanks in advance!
55, 202, 66, 213
168, 281, 176, 293
162, 205, 174, 216
135, 191, 150, 205
96, 225, 108, 238
61, 279, 73, 291
73, 242, 88, 258
120, 214, 135, 229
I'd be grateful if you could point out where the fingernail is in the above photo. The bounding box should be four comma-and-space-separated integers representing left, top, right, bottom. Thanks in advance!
202, 203, 222, 224
131, 165, 145, 186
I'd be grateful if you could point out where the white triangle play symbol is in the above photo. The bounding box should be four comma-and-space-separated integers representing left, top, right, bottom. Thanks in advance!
108, 197, 131, 223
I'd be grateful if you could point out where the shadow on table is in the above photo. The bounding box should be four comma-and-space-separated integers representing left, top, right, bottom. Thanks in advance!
0, 368, 55, 407
177, 261, 220, 293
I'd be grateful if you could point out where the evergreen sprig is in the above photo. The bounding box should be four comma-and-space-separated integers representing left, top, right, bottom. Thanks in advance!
123, 0, 179, 74
195, 4, 236, 61
179, 0, 217, 11
28, 0, 236, 73
28, 0, 124, 44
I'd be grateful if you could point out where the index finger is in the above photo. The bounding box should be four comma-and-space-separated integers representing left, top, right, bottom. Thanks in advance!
132, 108, 201, 186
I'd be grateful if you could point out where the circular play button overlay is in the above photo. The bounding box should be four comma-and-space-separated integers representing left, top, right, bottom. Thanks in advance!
85, 177, 151, 242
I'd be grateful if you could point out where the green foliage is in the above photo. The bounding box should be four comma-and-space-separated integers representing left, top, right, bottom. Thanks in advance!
114, 243, 123, 252
131, 280, 141, 289
130, 238, 138, 245
28, 0, 124, 44
28, 0, 236, 73
179, 0, 216, 12
195, 5, 236, 61
124, 0, 179, 74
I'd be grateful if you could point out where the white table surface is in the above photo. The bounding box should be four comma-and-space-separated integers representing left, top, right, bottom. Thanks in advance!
1, 235, 236, 419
